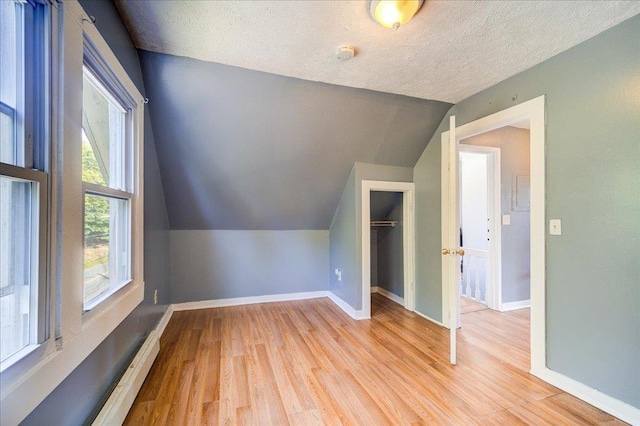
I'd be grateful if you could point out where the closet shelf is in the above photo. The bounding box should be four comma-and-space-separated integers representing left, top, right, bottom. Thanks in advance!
370, 220, 399, 227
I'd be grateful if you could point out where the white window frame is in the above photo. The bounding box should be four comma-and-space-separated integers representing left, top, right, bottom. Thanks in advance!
0, 165, 48, 371
81, 50, 135, 312
0, 2, 145, 424
0, 0, 50, 372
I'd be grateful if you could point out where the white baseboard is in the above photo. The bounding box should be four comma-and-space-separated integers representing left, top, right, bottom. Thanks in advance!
413, 309, 445, 327
92, 330, 160, 425
172, 291, 329, 311
92, 304, 176, 425
370, 286, 379, 293
155, 305, 174, 337
500, 299, 530, 311
533, 367, 639, 425
327, 292, 363, 320
373, 286, 404, 306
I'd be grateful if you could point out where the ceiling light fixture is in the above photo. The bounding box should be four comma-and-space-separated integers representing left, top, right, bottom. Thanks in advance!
369, 0, 424, 30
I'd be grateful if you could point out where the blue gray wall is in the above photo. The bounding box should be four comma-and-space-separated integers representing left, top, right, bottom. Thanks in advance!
330, 163, 412, 311
170, 230, 328, 303
24, 0, 171, 423
414, 15, 640, 407
329, 166, 358, 307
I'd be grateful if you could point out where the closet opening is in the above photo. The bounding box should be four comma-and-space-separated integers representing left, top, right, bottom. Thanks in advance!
360, 180, 415, 320
370, 191, 405, 314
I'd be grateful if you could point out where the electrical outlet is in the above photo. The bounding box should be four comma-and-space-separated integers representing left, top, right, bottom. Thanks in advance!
549, 219, 562, 235
153, 289, 158, 305
335, 268, 342, 281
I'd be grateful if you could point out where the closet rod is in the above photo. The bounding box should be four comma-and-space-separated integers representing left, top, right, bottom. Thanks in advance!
370, 220, 399, 227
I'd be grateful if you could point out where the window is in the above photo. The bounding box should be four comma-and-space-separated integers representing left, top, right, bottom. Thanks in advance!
1, 3, 145, 423
82, 64, 133, 311
0, 0, 48, 368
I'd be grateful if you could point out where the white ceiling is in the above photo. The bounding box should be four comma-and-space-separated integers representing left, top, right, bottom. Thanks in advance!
115, 1, 640, 103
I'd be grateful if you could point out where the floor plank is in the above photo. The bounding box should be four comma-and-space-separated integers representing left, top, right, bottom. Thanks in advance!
125, 294, 625, 425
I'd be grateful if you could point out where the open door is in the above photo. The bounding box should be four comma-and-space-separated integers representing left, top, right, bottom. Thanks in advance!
441, 97, 546, 374
442, 115, 464, 365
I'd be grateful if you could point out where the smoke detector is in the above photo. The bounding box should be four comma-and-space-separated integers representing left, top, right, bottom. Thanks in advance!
336, 46, 357, 61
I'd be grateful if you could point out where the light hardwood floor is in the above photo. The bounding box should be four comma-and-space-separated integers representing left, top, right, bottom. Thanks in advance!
125, 294, 625, 425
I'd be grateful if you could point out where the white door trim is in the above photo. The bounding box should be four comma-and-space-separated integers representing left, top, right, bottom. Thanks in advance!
459, 144, 502, 311
361, 180, 416, 320
441, 95, 546, 375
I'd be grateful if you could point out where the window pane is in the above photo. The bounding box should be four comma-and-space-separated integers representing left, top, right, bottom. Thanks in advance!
82, 129, 106, 186
82, 69, 126, 190
0, 107, 15, 164
84, 194, 130, 306
0, 175, 37, 362
0, 0, 22, 166
0, 1, 17, 107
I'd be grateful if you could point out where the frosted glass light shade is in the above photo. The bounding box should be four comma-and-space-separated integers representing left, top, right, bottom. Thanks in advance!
370, 0, 424, 30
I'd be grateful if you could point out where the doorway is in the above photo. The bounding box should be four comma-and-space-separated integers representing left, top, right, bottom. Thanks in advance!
441, 96, 545, 374
361, 180, 415, 320
370, 191, 405, 312
458, 145, 501, 313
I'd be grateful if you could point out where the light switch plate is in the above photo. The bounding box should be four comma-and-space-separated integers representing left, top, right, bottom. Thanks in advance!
550, 219, 562, 235
502, 215, 511, 225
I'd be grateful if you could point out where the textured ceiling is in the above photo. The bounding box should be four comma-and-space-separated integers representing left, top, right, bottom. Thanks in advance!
116, 0, 640, 103
140, 52, 450, 230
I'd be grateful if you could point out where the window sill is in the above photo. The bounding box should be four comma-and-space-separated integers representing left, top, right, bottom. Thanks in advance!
83, 278, 133, 313
0, 343, 41, 374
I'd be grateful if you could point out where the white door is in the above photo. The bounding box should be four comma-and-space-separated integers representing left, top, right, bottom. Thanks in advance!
442, 116, 463, 365
440, 96, 546, 373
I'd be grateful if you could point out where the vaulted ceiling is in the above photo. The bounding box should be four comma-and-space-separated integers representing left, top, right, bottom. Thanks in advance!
139, 51, 449, 229
115, 1, 640, 230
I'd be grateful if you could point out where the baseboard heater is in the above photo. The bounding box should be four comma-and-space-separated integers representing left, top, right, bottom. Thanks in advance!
92, 330, 160, 425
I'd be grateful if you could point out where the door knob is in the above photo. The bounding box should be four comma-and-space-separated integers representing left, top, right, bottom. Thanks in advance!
442, 248, 451, 255
456, 249, 465, 256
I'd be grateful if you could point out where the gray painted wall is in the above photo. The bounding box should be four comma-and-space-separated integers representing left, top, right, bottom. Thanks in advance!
170, 230, 328, 303
463, 127, 531, 303
414, 15, 640, 407
329, 166, 358, 307
24, 0, 172, 424
138, 51, 450, 230
330, 163, 412, 310
376, 198, 404, 298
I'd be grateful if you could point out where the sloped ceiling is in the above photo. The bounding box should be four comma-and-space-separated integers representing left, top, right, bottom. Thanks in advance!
117, 0, 640, 103
371, 192, 403, 221
120, 1, 639, 231
140, 51, 450, 229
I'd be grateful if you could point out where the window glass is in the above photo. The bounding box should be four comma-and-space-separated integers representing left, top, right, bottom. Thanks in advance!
83, 194, 129, 306
82, 69, 126, 191
0, 0, 21, 166
0, 176, 38, 362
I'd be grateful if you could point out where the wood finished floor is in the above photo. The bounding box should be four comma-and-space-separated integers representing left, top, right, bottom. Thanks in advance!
125, 294, 625, 425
